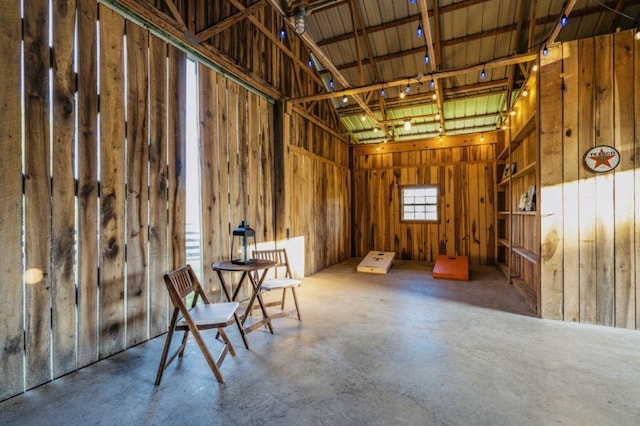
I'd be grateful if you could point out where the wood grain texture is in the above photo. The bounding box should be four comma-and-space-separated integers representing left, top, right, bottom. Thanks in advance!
167, 44, 187, 269
0, 0, 25, 400
125, 22, 150, 347
76, 0, 100, 367
539, 45, 564, 320
51, 0, 78, 377
148, 35, 169, 338
98, 6, 126, 358
24, 0, 53, 390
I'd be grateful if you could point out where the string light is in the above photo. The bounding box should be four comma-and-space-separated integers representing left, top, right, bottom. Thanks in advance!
435, 113, 440, 120
405, 84, 411, 94
380, 86, 386, 97
522, 87, 529, 97
416, 23, 423, 38
532, 63, 538, 72
278, 24, 286, 40
329, 76, 334, 90
404, 119, 411, 131
635, 28, 640, 40
480, 66, 486, 80
424, 53, 430, 65
560, 13, 568, 27
307, 53, 313, 68
542, 44, 548, 56
361, 114, 367, 122
480, 134, 485, 142
399, 91, 405, 99
429, 78, 435, 89
342, 95, 348, 103
432, 93, 437, 100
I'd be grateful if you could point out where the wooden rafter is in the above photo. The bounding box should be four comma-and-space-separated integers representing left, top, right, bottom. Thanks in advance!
503, 0, 528, 118
265, 0, 394, 140
162, 0, 187, 31
547, 0, 578, 45
196, 0, 267, 42
289, 52, 536, 104
418, 0, 444, 133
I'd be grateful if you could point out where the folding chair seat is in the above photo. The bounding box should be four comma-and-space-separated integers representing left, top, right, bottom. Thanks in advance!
155, 265, 240, 385
252, 248, 302, 321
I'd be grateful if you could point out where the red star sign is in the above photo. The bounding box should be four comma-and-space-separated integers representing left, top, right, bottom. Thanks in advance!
589, 148, 616, 168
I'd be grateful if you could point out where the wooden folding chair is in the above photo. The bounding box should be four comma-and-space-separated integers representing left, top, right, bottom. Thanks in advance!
155, 265, 240, 385
252, 248, 302, 321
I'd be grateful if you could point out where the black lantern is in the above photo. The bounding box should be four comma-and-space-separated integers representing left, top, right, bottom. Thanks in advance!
231, 220, 257, 264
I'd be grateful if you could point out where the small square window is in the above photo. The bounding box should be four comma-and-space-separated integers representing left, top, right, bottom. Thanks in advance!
400, 185, 439, 223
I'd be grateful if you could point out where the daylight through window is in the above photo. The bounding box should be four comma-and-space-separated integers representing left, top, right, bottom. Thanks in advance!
401, 185, 439, 222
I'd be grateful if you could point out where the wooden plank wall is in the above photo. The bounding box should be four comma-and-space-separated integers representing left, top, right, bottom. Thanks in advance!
0, 5, 185, 400
352, 136, 499, 264
539, 30, 639, 329
282, 109, 352, 276
198, 63, 276, 300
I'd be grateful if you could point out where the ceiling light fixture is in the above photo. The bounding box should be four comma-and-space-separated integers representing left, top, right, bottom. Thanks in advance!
294, 6, 306, 35
416, 23, 423, 38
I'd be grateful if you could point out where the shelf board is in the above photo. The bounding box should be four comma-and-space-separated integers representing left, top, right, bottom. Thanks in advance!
512, 211, 536, 216
511, 244, 538, 264
497, 211, 511, 216
511, 161, 536, 179
510, 112, 536, 144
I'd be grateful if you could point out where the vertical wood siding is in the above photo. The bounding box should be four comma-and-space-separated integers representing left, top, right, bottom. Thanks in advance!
0, 5, 186, 400
352, 139, 497, 264
539, 31, 639, 329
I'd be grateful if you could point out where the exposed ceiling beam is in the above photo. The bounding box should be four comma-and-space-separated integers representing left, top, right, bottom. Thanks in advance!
289, 51, 537, 104
547, 0, 578, 45
162, 0, 187, 31
266, 0, 394, 140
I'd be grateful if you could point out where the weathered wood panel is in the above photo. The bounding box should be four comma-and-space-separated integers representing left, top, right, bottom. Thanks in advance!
593, 35, 615, 326
577, 37, 597, 324
168, 45, 187, 269
539, 30, 639, 329
198, 63, 222, 298
77, 0, 100, 367
125, 22, 150, 347
51, 0, 77, 377
0, 0, 25, 401
635, 29, 640, 331
24, 0, 53, 390
539, 45, 564, 320
98, 6, 126, 358
612, 31, 635, 329
562, 41, 580, 322
148, 34, 169, 338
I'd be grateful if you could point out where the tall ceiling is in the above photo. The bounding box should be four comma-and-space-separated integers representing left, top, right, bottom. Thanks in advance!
277, 0, 640, 143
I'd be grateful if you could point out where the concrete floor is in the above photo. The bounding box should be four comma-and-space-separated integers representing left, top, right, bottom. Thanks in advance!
2, 259, 640, 426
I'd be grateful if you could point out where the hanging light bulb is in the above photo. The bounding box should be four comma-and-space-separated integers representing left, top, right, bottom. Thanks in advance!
480, 134, 485, 142
432, 93, 437, 100
429, 78, 435, 89
635, 28, 640, 40
404, 119, 411, 131
409, 0, 417, 4
329, 76, 334, 90
380, 86, 386, 97
361, 113, 367, 122
294, 6, 306, 35
399, 91, 405, 99
542, 44, 548, 56
424, 53, 430, 65
278, 24, 286, 40
435, 113, 440, 120
480, 66, 486, 80
373, 127, 379, 133
307, 53, 313, 68
405, 84, 411, 94
522, 86, 529, 97
342, 95, 348, 103
560, 13, 568, 27
416, 23, 423, 38
532, 63, 538, 72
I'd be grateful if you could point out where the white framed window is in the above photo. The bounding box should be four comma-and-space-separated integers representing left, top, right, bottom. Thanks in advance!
400, 185, 439, 223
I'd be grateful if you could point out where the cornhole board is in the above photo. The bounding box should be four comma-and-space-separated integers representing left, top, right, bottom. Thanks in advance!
357, 251, 396, 274
432, 255, 469, 280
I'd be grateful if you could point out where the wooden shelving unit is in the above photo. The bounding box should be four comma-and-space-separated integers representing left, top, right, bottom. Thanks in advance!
496, 71, 541, 314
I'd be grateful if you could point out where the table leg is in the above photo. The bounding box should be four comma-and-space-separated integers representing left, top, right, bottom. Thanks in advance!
215, 269, 250, 350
